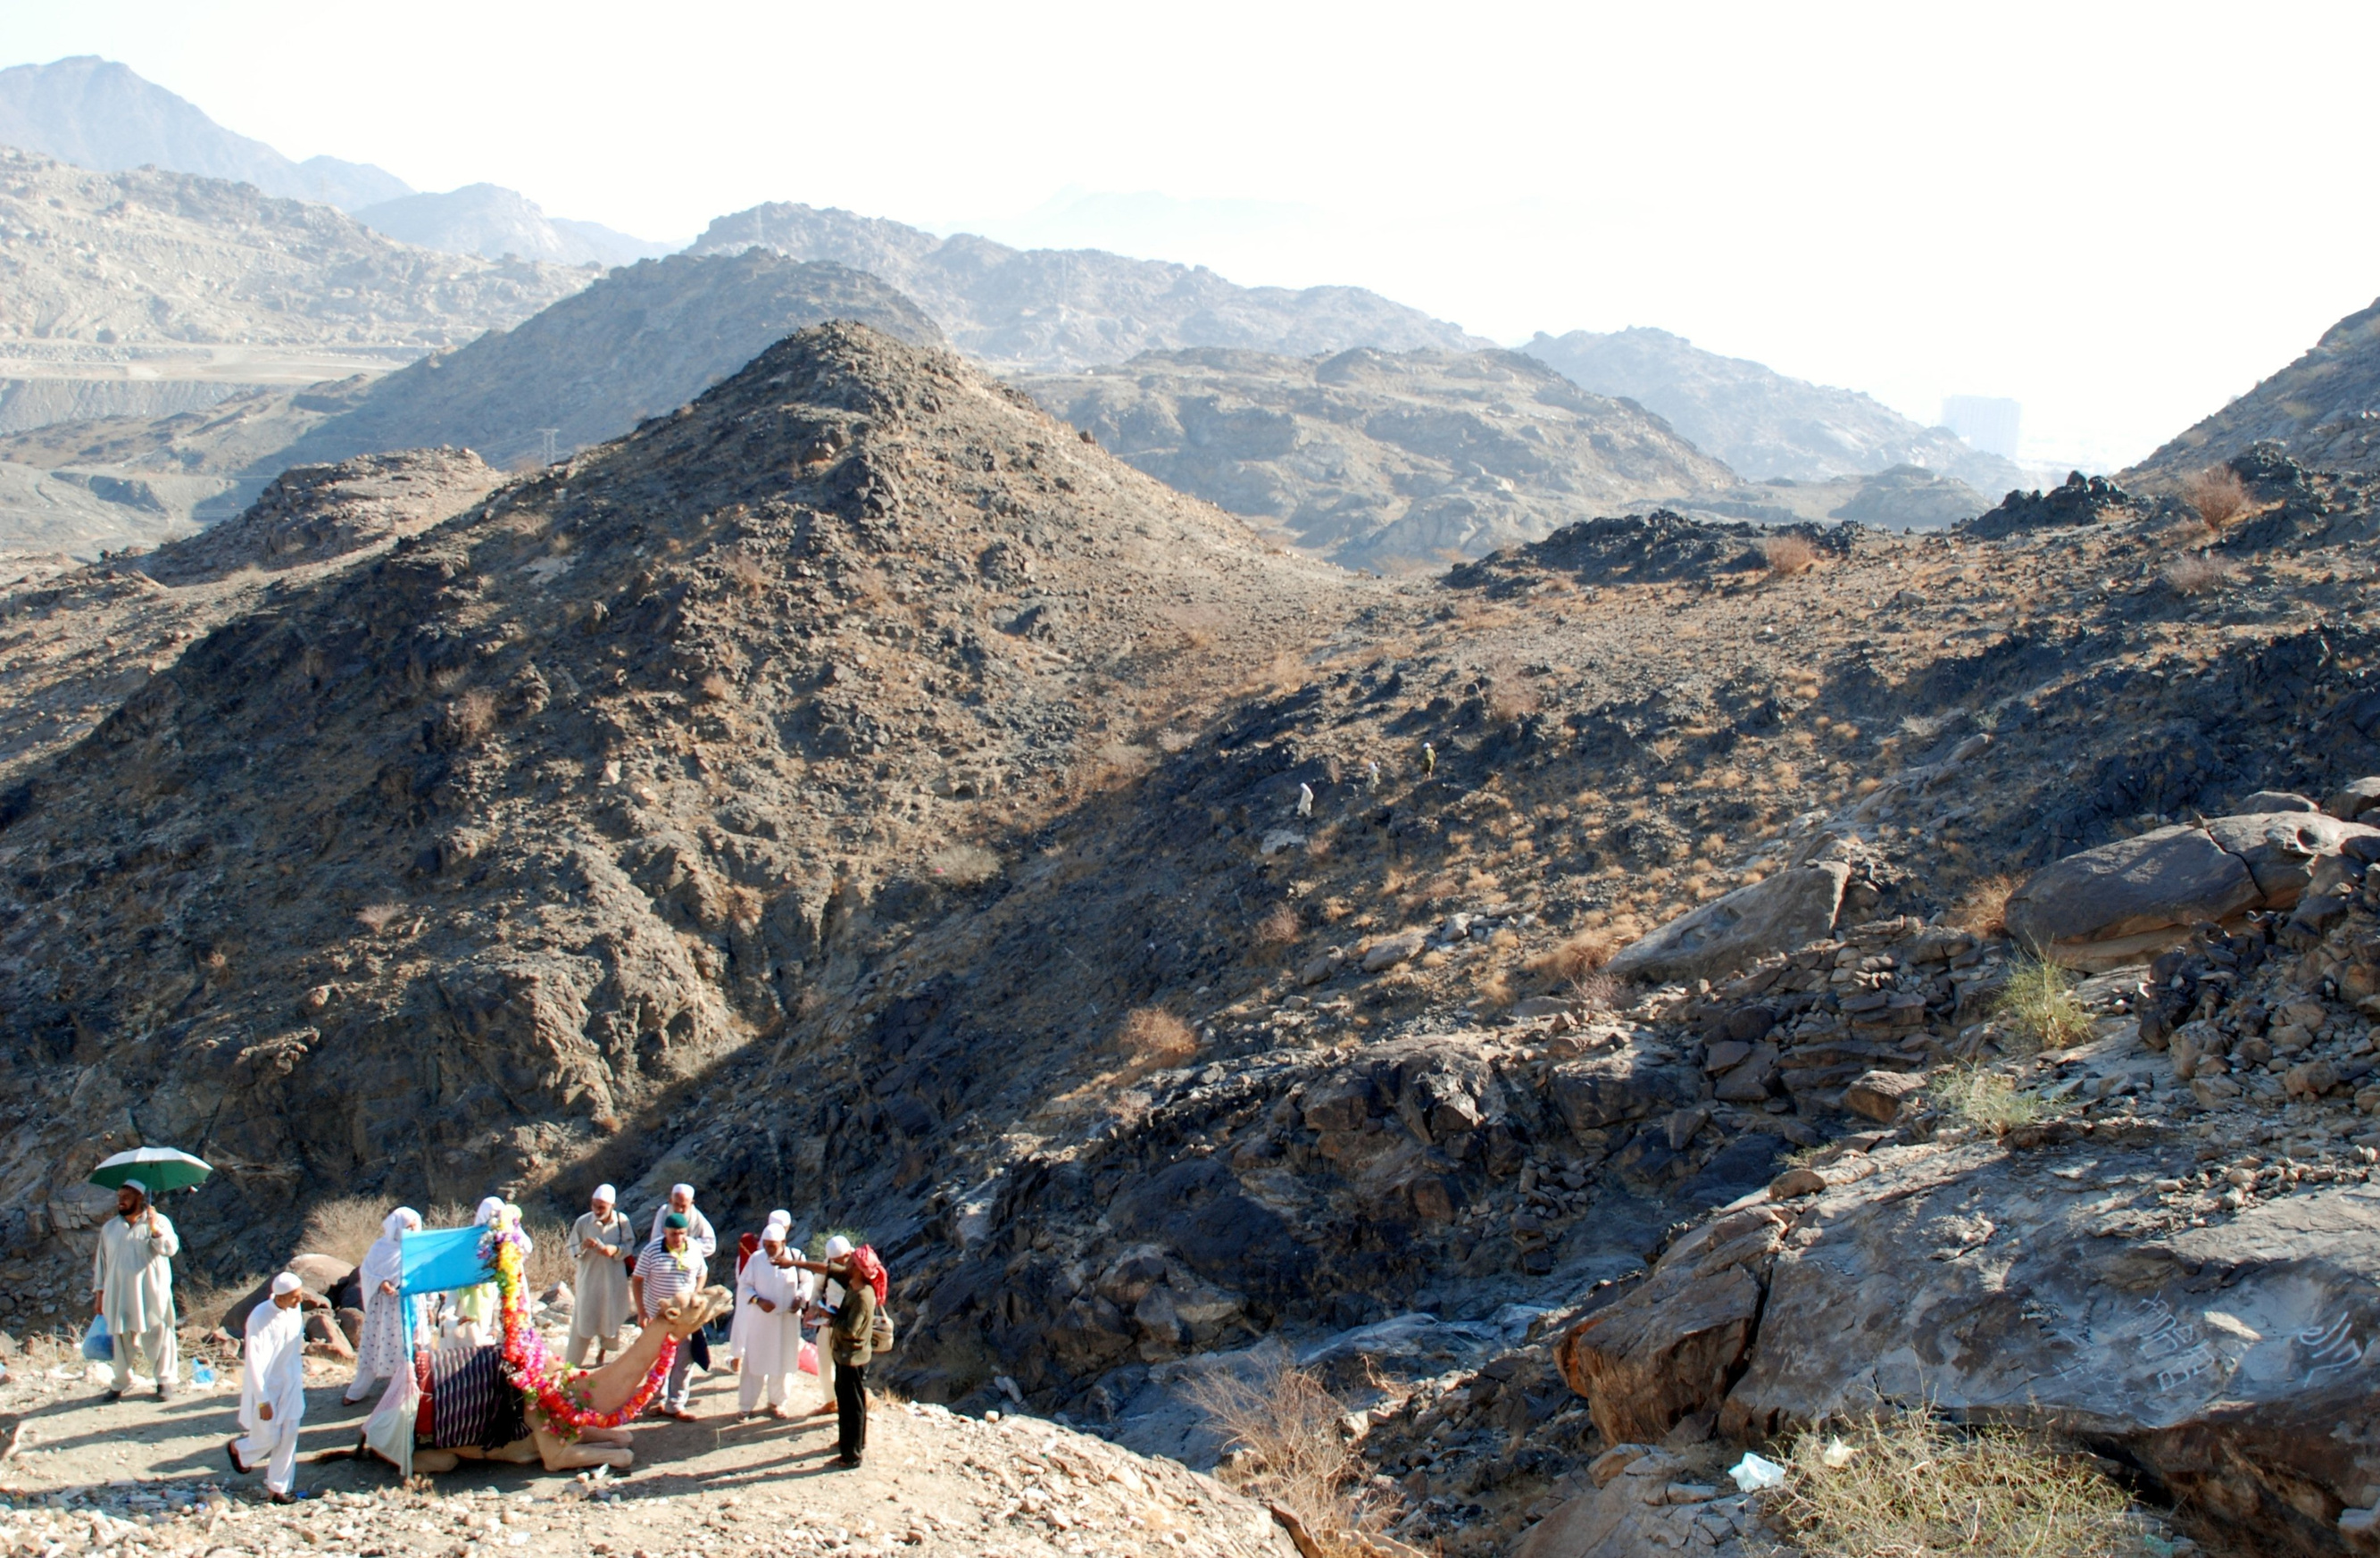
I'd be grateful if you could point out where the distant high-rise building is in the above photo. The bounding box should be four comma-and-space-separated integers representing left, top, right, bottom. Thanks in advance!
1943, 396, 2021, 459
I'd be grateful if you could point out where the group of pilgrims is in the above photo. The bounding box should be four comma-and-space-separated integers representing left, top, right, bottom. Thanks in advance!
89, 1175, 891, 1504
337, 1183, 889, 1478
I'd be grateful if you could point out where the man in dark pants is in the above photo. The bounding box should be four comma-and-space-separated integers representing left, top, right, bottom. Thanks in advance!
792, 1246, 882, 1468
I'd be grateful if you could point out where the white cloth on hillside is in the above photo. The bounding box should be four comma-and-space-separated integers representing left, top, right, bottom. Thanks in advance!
93, 1211, 179, 1392
647, 1203, 717, 1260
346, 1209, 424, 1401
737, 1254, 810, 1412
569, 1209, 637, 1346
237, 1296, 306, 1495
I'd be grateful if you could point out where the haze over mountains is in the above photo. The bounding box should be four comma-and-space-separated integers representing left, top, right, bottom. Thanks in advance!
352, 183, 676, 269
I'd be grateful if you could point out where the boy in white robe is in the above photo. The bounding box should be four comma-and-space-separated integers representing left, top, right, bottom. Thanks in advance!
229, 1273, 308, 1502
736, 1221, 810, 1418
90, 1179, 179, 1401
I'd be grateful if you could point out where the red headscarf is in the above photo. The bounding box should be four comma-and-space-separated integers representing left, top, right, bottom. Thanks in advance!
736, 1231, 760, 1275
845, 1245, 888, 1305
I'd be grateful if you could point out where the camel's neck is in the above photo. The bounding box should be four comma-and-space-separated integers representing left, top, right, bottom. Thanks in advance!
572, 1315, 678, 1414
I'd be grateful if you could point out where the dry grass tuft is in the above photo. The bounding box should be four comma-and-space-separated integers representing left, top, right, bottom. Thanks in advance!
720, 550, 770, 596
297, 1196, 392, 1267
927, 843, 1003, 887
1947, 874, 2017, 938
354, 901, 406, 934
1188, 1362, 1407, 1558
1480, 653, 1542, 724
1929, 1066, 2059, 1133
1569, 971, 1622, 1012
698, 671, 736, 702
1771, 1409, 2149, 1557
1118, 1007, 1198, 1069
1991, 954, 2094, 1053
447, 687, 499, 746
1762, 533, 1821, 579
1256, 904, 1301, 947
2160, 554, 2234, 596
2183, 463, 2251, 529
1531, 929, 1617, 987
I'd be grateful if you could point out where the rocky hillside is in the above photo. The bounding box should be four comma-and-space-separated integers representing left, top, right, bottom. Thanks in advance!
1525, 326, 2023, 491
1018, 346, 1735, 565
691, 201, 1485, 371
0, 55, 408, 211
355, 183, 674, 270
2128, 294, 2380, 490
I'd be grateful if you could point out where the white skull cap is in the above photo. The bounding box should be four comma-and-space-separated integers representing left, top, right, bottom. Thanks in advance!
270, 1272, 303, 1296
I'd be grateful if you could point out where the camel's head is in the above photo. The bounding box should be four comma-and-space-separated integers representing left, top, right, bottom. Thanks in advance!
655, 1285, 733, 1339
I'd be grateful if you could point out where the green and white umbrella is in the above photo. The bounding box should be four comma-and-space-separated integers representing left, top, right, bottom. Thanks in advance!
88, 1146, 212, 1196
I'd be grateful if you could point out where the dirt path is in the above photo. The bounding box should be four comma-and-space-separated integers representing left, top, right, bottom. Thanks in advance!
0, 1352, 1292, 1557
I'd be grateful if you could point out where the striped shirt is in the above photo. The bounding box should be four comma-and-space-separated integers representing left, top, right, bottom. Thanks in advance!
633, 1238, 706, 1321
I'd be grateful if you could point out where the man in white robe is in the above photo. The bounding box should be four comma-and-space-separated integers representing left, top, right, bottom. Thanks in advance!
567, 1185, 637, 1367
737, 1217, 809, 1417
229, 1272, 308, 1502
645, 1183, 717, 1260
89, 1179, 179, 1401
345, 1209, 422, 1404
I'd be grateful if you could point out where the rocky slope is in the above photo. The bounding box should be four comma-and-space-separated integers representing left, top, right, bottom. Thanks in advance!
1525, 326, 2023, 492
1018, 346, 1735, 565
2128, 295, 2380, 491
355, 183, 674, 270
0, 55, 409, 211
690, 201, 1485, 371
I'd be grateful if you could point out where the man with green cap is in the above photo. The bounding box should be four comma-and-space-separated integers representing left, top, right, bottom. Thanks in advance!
90, 1179, 179, 1402
629, 1212, 707, 1420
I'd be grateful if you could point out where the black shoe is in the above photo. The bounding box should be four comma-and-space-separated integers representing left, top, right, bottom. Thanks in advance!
226, 1438, 247, 1475
834, 1454, 862, 1469
103, 1389, 123, 1403
156, 1386, 172, 1401
268, 1490, 309, 1504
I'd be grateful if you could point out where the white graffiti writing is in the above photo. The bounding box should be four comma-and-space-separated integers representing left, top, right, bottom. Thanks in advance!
2296, 1313, 2366, 1387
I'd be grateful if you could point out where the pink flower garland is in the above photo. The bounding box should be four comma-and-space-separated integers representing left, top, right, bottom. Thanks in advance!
484, 1220, 675, 1439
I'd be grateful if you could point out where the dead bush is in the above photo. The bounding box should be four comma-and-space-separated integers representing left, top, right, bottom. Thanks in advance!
720, 550, 770, 596
445, 687, 498, 746
1188, 1361, 1406, 1557
1256, 904, 1301, 947
1481, 653, 1543, 723
927, 843, 1003, 887
1530, 929, 1616, 987
1947, 874, 2016, 938
1762, 533, 1821, 578
297, 1196, 393, 1267
698, 671, 736, 702
1118, 1007, 1198, 1068
354, 902, 406, 934
1569, 970, 1622, 1012
1771, 1409, 2149, 1557
2184, 462, 2251, 529
2161, 554, 2234, 595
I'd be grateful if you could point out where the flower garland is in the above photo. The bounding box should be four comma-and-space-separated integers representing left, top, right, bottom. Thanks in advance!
483, 1211, 675, 1439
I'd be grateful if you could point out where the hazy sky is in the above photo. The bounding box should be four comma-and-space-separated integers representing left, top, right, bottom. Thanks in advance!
4, 0, 2375, 469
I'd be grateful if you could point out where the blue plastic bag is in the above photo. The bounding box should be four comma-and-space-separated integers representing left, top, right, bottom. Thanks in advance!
80, 1315, 112, 1362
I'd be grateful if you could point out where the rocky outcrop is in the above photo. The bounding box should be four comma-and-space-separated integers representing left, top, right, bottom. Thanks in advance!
2006, 804, 2380, 968
1959, 471, 2140, 539
1511, 1444, 1772, 1558
1604, 863, 1850, 985
139, 448, 498, 583
2126, 294, 2380, 487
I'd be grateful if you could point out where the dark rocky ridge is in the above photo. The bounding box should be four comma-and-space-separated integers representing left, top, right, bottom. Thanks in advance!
2129, 294, 2380, 490
691, 201, 1485, 371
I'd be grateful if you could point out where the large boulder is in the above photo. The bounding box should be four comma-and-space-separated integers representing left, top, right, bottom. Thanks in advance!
1718, 1134, 2380, 1558
1605, 863, 1849, 984
1512, 1443, 1770, 1558
2009, 812, 2380, 966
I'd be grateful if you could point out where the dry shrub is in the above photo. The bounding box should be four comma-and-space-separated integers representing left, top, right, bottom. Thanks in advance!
1256, 904, 1301, 947
1118, 1007, 1198, 1068
1082, 740, 1156, 792
2183, 462, 2251, 529
1188, 1362, 1405, 1557
1762, 533, 1820, 578
297, 1196, 393, 1267
1171, 604, 1225, 651
720, 550, 769, 596
448, 687, 499, 746
1534, 929, 1617, 986
2161, 554, 2234, 596
354, 902, 406, 934
928, 843, 1003, 887
1569, 971, 1622, 1012
1930, 1066, 2058, 1133
1480, 653, 1542, 724
698, 671, 736, 702
1772, 1409, 2148, 1557
1948, 874, 2016, 938
1990, 954, 2094, 1053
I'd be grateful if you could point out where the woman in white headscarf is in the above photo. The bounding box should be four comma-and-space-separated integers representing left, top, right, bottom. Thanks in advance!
452, 1196, 512, 1347
805, 1234, 853, 1417
344, 1208, 424, 1404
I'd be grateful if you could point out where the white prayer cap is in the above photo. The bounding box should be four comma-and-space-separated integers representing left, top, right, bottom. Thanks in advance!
121, 1177, 147, 1196
593, 1184, 617, 1204
473, 1196, 503, 1224
825, 1234, 853, 1259
670, 1183, 695, 1200
270, 1272, 303, 1296
766, 1209, 791, 1228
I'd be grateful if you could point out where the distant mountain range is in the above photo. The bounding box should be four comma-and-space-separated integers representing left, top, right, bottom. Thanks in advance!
1018, 346, 1733, 566
2126, 295, 2380, 488
354, 185, 675, 270
0, 55, 408, 211
1523, 327, 2023, 493
690, 202, 1489, 372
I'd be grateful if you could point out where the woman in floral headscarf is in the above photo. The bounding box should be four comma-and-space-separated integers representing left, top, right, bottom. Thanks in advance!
344, 1207, 424, 1403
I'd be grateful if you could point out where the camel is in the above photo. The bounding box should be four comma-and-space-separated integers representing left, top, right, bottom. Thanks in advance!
363, 1285, 734, 1475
